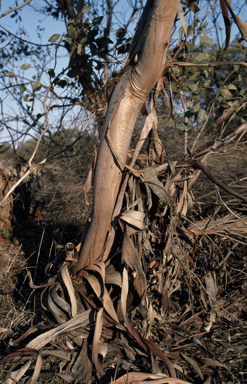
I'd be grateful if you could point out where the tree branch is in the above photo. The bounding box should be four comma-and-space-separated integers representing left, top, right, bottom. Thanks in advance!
171, 61, 247, 68
0, 0, 33, 19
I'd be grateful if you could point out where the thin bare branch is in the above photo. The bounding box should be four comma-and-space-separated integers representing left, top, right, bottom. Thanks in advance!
0, 0, 33, 19
0, 111, 95, 207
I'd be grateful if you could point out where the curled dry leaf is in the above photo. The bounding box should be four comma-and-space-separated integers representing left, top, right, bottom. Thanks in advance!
141, 167, 173, 207
120, 210, 148, 230
26, 309, 95, 350
60, 263, 77, 318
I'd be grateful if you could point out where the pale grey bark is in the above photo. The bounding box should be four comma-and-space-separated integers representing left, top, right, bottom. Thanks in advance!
77, 0, 180, 275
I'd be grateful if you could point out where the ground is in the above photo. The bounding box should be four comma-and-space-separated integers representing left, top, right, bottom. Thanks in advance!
0, 132, 247, 384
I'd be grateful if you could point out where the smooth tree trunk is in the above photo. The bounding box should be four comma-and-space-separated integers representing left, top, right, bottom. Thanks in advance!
76, 0, 180, 276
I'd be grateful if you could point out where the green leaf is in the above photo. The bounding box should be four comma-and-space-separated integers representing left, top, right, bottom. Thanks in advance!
193, 19, 199, 27
189, 73, 199, 81
187, 25, 193, 36
179, 26, 184, 41
238, 74, 242, 82
220, 88, 232, 99
81, 4, 91, 13
194, 103, 200, 112
189, 83, 198, 92
198, 109, 207, 121
200, 35, 213, 45
93, 16, 103, 25
3, 70, 15, 78
48, 34, 61, 42
201, 30, 210, 34
56, 79, 67, 88
205, 79, 211, 87
227, 84, 237, 90
77, 44, 82, 55
68, 26, 76, 39
21, 63, 31, 70
67, 67, 80, 78
172, 67, 180, 76
194, 52, 210, 62
184, 110, 195, 118
24, 94, 30, 102
80, 36, 88, 44
20, 85, 25, 92
239, 89, 246, 96
186, 41, 194, 51
64, 37, 73, 45
32, 81, 42, 92
48, 68, 55, 78
232, 100, 240, 110
179, 123, 188, 130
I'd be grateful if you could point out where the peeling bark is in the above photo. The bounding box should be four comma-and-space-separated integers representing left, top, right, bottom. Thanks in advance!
77, 0, 180, 275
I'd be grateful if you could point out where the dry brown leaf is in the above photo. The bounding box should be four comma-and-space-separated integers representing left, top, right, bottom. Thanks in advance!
113, 372, 191, 384
126, 321, 176, 378
84, 274, 103, 299
5, 359, 32, 384
14, 326, 38, 345
185, 0, 199, 13
72, 338, 92, 383
177, 3, 187, 36
120, 210, 148, 230
26, 309, 95, 350
223, 0, 247, 41
105, 270, 122, 287
141, 167, 173, 206
92, 307, 105, 378
130, 104, 156, 167
40, 350, 70, 360
122, 232, 146, 301
205, 272, 217, 306
50, 285, 71, 313
181, 353, 204, 380
84, 264, 119, 323
48, 290, 67, 324
60, 263, 77, 318
200, 357, 225, 368
56, 373, 74, 383
30, 354, 42, 384
121, 264, 129, 321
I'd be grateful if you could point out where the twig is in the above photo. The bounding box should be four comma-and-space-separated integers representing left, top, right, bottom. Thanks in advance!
0, 0, 33, 19
179, 91, 188, 156
171, 61, 247, 68
188, 122, 247, 189
178, 159, 247, 203
0, 112, 95, 207
28, 85, 53, 168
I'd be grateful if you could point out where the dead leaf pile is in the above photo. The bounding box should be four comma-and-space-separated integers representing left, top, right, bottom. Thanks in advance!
1, 117, 247, 384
